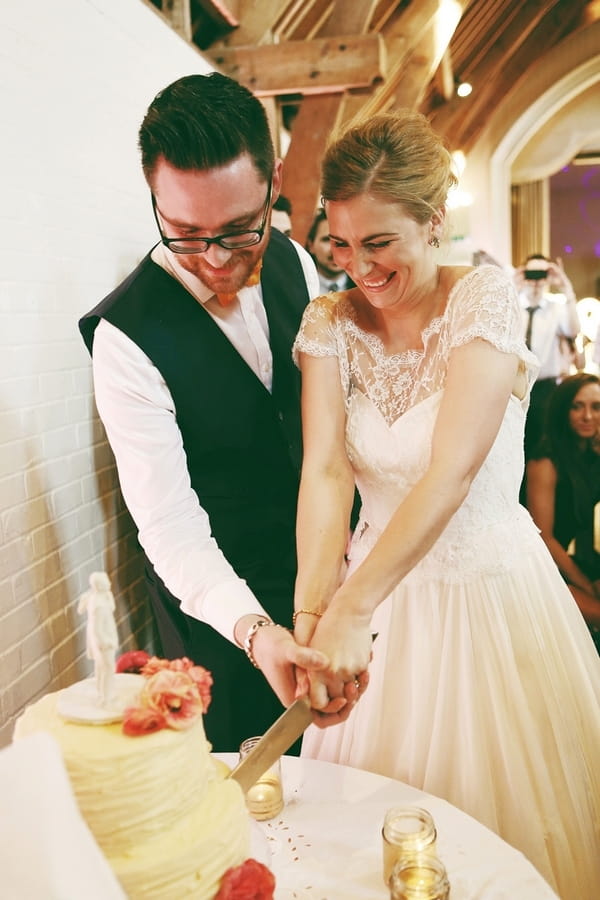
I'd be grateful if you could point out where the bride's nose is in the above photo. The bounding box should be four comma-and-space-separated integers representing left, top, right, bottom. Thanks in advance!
353, 247, 374, 278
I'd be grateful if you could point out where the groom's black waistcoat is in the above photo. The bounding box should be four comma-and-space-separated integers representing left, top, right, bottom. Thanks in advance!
79, 229, 309, 634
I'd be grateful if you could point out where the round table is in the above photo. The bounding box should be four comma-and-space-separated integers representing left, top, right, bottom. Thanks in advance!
216, 753, 558, 900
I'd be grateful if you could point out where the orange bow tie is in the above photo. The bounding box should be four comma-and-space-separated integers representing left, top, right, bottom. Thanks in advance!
215, 259, 263, 306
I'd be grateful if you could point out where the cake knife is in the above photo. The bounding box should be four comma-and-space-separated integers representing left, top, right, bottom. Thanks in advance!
227, 695, 313, 793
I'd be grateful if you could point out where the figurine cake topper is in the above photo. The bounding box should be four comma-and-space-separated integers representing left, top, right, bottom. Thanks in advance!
77, 571, 119, 706
57, 571, 140, 724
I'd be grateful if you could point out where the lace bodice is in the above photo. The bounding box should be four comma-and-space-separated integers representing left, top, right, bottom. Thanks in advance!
293, 266, 542, 583
293, 265, 538, 427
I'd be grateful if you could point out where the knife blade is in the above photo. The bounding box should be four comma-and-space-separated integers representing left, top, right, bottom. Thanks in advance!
227, 696, 312, 793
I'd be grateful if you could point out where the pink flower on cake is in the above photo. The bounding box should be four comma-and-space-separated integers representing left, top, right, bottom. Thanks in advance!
119, 652, 213, 735
141, 669, 204, 730
214, 858, 275, 900
116, 650, 151, 673
141, 656, 213, 713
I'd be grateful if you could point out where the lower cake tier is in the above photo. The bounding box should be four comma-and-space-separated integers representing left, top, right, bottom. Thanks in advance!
14, 677, 251, 898
112, 776, 250, 900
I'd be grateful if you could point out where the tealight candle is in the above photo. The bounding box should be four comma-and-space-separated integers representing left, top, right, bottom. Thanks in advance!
389, 854, 450, 899
382, 806, 438, 886
238, 736, 284, 821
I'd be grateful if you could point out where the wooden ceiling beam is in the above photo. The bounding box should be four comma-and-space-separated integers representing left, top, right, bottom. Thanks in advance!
357, 0, 469, 118
160, 0, 193, 41
280, 0, 382, 245
437, 49, 455, 103
426, 1, 562, 139
430, 0, 589, 151
208, 33, 386, 95
325, 0, 381, 35
281, 93, 346, 244
212, 0, 291, 46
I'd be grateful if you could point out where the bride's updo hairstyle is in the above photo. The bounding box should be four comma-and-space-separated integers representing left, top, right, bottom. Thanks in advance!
321, 110, 457, 224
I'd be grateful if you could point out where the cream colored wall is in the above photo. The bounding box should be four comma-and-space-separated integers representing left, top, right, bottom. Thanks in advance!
0, 0, 214, 746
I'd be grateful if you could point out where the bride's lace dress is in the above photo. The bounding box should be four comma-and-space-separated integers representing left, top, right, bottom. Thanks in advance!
294, 266, 600, 898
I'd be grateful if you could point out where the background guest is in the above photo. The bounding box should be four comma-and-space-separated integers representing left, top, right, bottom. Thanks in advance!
271, 194, 293, 236
526, 372, 600, 651
513, 254, 581, 480
306, 208, 354, 294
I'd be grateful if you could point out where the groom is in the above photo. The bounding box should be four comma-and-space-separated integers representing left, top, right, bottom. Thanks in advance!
79, 73, 358, 750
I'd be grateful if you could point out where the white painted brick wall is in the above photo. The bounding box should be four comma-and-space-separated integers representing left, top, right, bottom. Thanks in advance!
0, 0, 214, 746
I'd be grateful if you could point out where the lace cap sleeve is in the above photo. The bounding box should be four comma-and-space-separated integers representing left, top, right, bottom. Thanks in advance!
448, 265, 528, 358
292, 294, 339, 366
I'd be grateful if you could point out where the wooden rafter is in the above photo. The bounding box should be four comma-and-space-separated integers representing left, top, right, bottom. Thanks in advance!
354, 0, 469, 118
427, 0, 590, 150
208, 34, 385, 95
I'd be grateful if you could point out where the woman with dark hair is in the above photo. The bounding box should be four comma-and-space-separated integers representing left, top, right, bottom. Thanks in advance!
527, 372, 600, 650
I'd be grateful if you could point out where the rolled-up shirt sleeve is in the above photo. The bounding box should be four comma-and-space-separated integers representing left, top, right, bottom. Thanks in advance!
92, 318, 268, 644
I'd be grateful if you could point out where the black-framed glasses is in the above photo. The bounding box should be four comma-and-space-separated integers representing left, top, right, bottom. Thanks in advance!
151, 179, 272, 254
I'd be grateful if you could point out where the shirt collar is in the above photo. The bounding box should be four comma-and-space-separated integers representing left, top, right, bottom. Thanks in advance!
151, 242, 215, 305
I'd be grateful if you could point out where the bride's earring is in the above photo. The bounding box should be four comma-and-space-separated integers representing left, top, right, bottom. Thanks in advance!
428, 235, 440, 248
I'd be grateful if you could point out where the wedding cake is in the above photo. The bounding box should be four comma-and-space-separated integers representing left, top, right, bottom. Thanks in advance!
13, 656, 253, 900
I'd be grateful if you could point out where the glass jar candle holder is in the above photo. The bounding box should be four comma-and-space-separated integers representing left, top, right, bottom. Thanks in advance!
389, 854, 450, 900
382, 806, 438, 886
238, 736, 284, 821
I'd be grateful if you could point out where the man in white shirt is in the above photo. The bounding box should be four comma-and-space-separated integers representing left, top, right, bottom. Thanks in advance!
79, 74, 362, 750
306, 208, 354, 294
515, 254, 581, 470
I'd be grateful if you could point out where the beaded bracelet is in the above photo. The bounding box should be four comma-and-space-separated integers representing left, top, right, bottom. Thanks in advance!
243, 618, 283, 669
292, 608, 323, 627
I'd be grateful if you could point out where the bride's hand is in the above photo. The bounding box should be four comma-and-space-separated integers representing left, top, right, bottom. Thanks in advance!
293, 609, 322, 649
305, 602, 373, 709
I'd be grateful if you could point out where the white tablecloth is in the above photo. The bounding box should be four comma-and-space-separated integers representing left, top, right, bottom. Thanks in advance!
217, 753, 559, 900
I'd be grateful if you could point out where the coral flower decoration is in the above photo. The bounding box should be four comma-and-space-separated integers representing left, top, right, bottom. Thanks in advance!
116, 650, 151, 674
117, 652, 213, 735
214, 858, 275, 900
142, 669, 204, 730
142, 656, 213, 713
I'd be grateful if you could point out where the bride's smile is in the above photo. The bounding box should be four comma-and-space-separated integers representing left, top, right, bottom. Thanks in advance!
325, 193, 442, 316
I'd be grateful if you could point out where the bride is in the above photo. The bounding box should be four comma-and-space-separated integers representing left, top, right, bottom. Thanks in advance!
292, 110, 600, 898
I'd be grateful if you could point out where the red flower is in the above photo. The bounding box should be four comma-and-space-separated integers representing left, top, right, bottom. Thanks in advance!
214, 859, 275, 900
122, 705, 166, 736
142, 669, 204, 730
116, 650, 151, 674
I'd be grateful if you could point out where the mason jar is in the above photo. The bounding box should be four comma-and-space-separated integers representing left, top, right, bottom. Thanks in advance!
382, 806, 438, 885
389, 854, 450, 899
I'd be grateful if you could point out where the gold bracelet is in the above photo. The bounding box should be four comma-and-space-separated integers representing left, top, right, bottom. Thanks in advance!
292, 608, 323, 627
243, 618, 283, 669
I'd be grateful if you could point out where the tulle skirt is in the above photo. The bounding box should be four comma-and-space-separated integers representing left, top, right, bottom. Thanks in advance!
302, 541, 600, 898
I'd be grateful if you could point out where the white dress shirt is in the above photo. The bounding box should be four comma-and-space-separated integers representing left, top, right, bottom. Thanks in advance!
92, 241, 319, 643
519, 291, 580, 380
